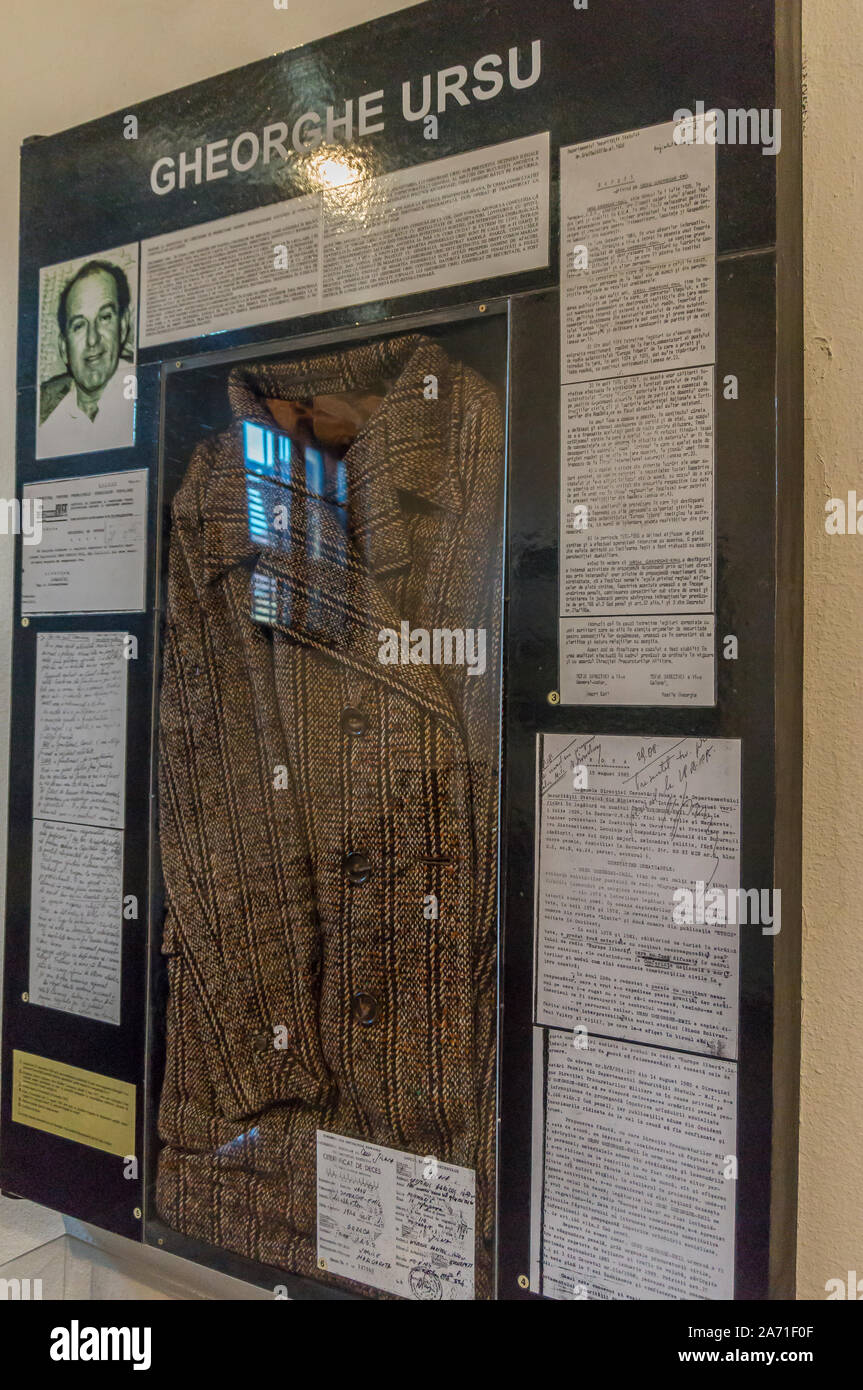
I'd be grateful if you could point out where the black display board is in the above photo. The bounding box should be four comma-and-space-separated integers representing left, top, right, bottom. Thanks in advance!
1, 0, 802, 1300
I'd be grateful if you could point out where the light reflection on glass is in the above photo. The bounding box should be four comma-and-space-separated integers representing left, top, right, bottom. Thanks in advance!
305, 447, 324, 560
242, 415, 349, 641
305, 149, 367, 190
335, 459, 348, 535
215, 1125, 260, 1156
246, 483, 271, 546
316, 156, 357, 188
243, 421, 274, 476
251, 571, 278, 627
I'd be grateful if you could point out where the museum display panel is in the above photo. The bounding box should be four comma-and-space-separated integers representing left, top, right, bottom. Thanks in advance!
0, 0, 802, 1300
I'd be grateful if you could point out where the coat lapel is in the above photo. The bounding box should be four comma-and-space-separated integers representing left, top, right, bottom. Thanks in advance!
200, 334, 467, 728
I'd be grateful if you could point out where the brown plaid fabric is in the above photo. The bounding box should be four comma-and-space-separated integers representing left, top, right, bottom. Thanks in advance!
156, 333, 504, 1297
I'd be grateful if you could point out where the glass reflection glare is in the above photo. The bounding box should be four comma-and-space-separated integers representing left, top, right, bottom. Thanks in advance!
243, 414, 349, 636
305, 149, 367, 190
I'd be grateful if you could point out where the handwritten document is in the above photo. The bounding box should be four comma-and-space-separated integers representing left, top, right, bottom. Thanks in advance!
558, 121, 716, 705
34, 632, 128, 829
535, 733, 741, 1059
21, 469, 147, 615
29, 819, 123, 1025
316, 1131, 475, 1300
534, 1032, 736, 1301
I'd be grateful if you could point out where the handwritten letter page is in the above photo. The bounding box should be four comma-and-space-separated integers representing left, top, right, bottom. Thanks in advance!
34, 632, 128, 829
535, 733, 741, 1059
28, 819, 123, 1025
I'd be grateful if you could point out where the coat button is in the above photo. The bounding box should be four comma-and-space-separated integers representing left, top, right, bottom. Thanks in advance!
343, 851, 373, 884
351, 992, 379, 1026
252, 1030, 272, 1053
341, 708, 368, 737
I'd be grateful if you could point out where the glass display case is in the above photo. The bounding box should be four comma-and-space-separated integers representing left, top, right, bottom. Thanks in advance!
146, 310, 509, 1298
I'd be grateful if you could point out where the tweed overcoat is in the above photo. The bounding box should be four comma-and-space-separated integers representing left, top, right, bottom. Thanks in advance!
156, 333, 504, 1297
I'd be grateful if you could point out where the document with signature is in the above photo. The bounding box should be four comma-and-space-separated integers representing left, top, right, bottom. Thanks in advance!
534, 733, 741, 1058
316, 1131, 475, 1300
21, 468, 147, 615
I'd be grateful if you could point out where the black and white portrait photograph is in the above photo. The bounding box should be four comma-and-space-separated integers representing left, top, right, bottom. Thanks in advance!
36, 243, 138, 459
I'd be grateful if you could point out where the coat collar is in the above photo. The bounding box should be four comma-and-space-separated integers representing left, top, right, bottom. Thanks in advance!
203, 333, 463, 582
199, 333, 470, 727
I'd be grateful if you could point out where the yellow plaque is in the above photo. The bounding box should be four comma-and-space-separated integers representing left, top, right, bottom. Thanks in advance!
12, 1050, 135, 1157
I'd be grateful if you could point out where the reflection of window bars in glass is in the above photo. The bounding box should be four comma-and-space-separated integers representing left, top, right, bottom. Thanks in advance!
243, 419, 348, 638
335, 459, 348, 534
305, 449, 324, 558
245, 483, 271, 547
304, 449, 325, 634
243, 421, 274, 476
245, 422, 293, 555
244, 421, 292, 482
276, 432, 291, 488
250, 570, 279, 627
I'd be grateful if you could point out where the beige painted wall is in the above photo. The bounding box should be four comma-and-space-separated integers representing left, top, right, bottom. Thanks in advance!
0, 0, 857, 1299
798, 0, 863, 1300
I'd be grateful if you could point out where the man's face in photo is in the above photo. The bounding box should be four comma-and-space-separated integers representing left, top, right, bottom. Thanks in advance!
59, 268, 128, 399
